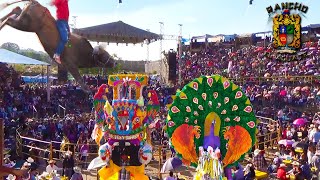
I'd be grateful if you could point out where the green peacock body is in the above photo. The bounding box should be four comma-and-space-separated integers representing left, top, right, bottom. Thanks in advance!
166, 75, 257, 167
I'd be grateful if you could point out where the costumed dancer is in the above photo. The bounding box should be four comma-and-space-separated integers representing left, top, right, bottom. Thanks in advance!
88, 75, 159, 180
194, 146, 223, 180
50, 0, 70, 64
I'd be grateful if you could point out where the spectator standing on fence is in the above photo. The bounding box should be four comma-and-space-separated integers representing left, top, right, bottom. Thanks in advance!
63, 151, 74, 179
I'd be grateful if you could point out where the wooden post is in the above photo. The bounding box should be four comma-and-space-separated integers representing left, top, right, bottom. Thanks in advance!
0, 119, 4, 180
50, 142, 53, 160
96, 169, 99, 180
158, 145, 162, 180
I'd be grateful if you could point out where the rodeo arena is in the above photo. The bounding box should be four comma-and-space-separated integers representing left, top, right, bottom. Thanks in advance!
1, 1, 320, 180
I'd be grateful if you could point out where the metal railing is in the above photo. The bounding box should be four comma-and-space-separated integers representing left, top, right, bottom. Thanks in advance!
58, 105, 66, 117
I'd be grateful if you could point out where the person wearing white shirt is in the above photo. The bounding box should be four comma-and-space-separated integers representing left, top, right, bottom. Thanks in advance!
46, 160, 59, 173
309, 127, 317, 143
307, 146, 315, 165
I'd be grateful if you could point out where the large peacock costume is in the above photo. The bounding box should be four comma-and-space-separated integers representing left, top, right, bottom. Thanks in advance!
166, 75, 257, 179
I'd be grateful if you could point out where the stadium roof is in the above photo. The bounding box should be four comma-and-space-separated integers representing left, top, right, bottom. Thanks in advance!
0, 49, 49, 65
73, 20, 160, 44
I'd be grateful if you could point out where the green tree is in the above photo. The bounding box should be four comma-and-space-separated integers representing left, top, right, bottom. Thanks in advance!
19, 49, 51, 63
1, 42, 20, 53
106, 62, 122, 74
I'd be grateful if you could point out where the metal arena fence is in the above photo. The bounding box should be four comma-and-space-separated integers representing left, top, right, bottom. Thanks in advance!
15, 116, 279, 179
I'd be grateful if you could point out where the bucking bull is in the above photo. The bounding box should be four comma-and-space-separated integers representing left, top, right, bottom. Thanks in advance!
0, 0, 115, 93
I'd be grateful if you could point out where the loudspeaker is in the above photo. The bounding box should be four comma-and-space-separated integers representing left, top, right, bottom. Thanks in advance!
168, 52, 177, 81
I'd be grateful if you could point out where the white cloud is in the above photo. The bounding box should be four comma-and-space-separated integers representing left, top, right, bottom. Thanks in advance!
0, 26, 45, 51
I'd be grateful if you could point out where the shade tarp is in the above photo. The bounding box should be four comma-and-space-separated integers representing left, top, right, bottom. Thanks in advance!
22, 75, 57, 83
73, 21, 160, 44
0, 49, 49, 65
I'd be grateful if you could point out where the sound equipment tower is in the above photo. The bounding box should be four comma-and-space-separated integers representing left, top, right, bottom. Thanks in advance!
168, 52, 177, 81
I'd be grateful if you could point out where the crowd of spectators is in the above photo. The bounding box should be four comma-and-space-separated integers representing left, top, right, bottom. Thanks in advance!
179, 42, 320, 109
0, 63, 93, 120
2, 41, 320, 179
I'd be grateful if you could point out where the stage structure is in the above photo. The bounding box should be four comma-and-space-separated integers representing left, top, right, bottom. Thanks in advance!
73, 20, 160, 76
73, 21, 160, 44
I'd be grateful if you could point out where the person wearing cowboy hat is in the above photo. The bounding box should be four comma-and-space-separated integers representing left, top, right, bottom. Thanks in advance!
70, 166, 83, 180
4, 155, 15, 168
20, 162, 32, 180
21, 162, 31, 171
288, 161, 300, 175
25, 157, 38, 180
243, 164, 255, 180
26, 157, 38, 171
268, 152, 282, 173
277, 163, 289, 180
62, 151, 74, 179
46, 160, 59, 174
253, 149, 267, 171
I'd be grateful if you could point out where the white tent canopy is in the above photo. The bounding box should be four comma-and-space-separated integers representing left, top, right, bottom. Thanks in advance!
0, 48, 49, 65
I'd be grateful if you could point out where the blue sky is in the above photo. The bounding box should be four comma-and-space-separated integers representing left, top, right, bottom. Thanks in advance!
0, 0, 318, 60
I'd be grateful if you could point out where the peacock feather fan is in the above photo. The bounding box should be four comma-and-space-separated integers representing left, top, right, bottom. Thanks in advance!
166, 75, 257, 168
